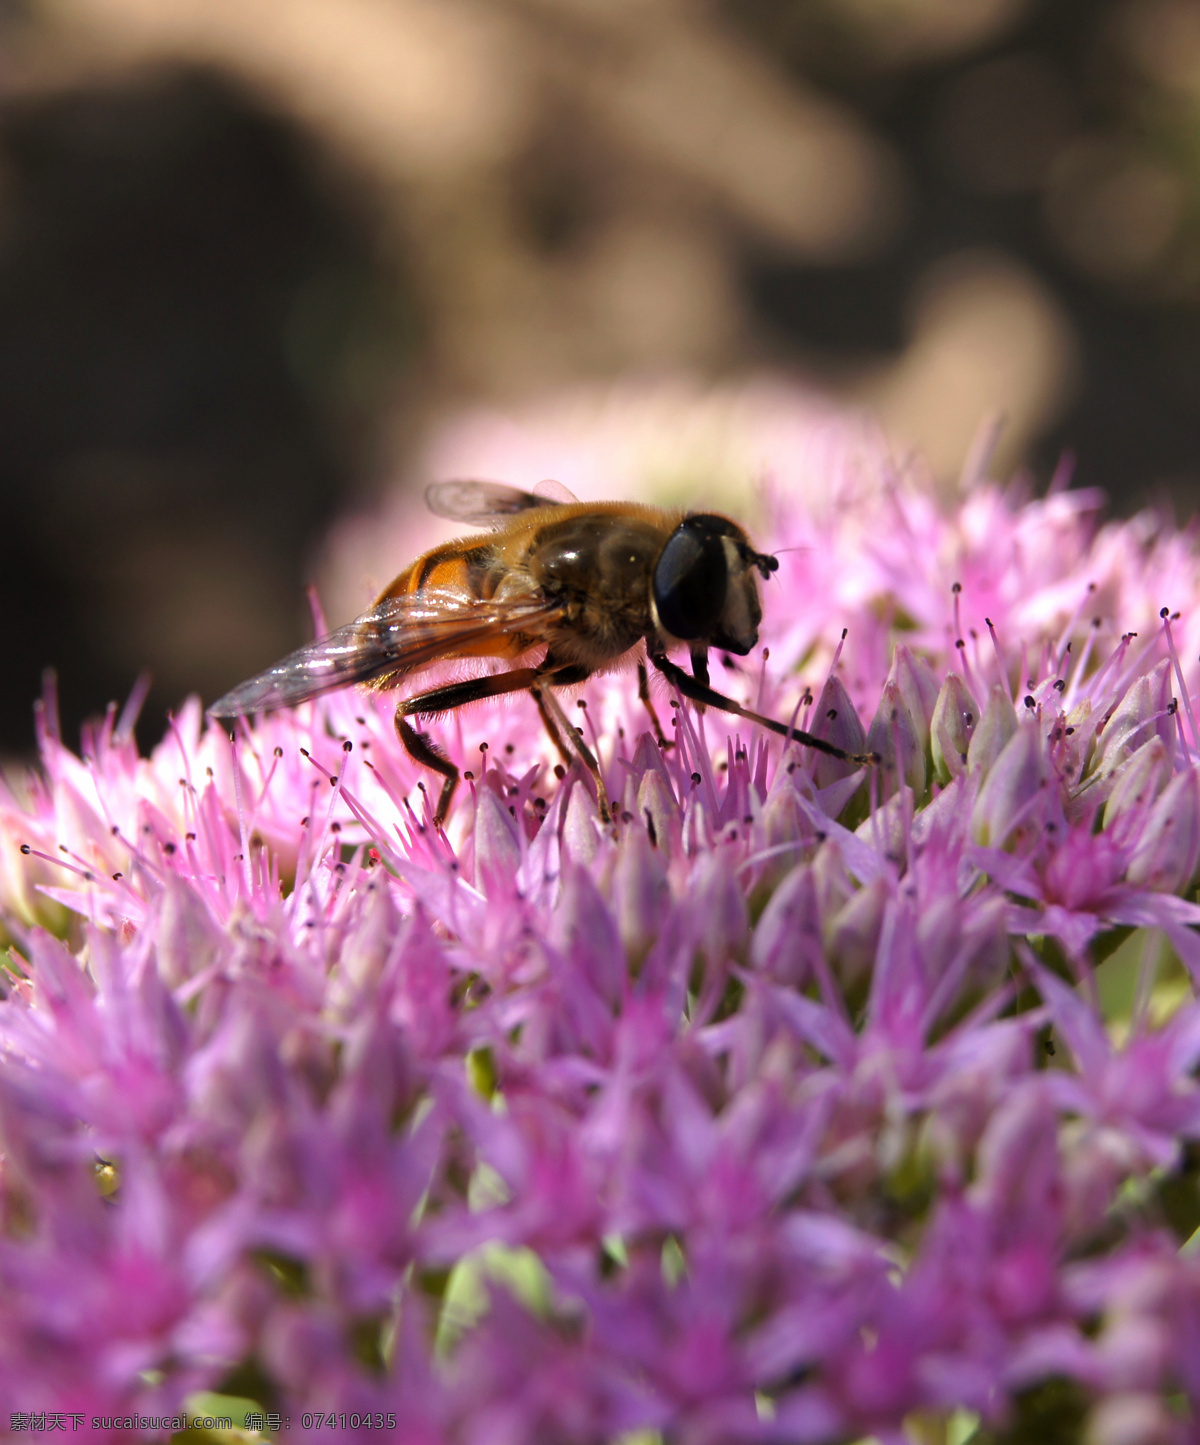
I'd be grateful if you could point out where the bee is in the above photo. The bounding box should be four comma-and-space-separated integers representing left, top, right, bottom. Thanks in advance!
208, 480, 871, 825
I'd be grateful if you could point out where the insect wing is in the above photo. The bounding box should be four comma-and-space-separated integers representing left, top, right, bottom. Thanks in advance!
425, 479, 576, 527
207, 589, 563, 718
532, 478, 579, 505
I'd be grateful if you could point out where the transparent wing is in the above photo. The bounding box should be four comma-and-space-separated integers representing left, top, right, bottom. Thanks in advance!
532, 478, 579, 505
207, 589, 563, 718
425, 478, 577, 527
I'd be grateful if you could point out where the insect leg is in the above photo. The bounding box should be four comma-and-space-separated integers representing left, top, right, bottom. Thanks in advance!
636, 660, 673, 751
648, 653, 877, 765
529, 677, 612, 826
397, 667, 542, 825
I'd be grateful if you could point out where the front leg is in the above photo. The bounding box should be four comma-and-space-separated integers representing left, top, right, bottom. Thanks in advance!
637, 660, 672, 751
648, 653, 876, 765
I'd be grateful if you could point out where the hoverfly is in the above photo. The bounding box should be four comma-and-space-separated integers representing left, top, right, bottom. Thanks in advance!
208, 481, 871, 825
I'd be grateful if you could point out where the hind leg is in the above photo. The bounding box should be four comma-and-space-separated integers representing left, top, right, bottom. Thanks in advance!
396, 668, 542, 825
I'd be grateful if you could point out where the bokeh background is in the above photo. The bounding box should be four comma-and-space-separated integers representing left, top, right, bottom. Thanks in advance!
2, 0, 1198, 752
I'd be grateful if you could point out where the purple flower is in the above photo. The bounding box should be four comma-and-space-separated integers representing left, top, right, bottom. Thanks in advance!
3, 393, 1200, 1441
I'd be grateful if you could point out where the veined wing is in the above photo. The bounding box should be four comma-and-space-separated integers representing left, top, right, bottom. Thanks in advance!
425, 478, 578, 527
207, 589, 563, 718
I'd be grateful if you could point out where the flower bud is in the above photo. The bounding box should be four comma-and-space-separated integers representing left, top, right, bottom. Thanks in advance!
691, 853, 748, 968
930, 672, 978, 783
637, 768, 679, 852
810, 836, 854, 918
554, 861, 623, 1003
866, 680, 925, 797
825, 874, 888, 991
854, 789, 911, 867
613, 825, 669, 962
1102, 738, 1170, 832
967, 684, 1019, 776
888, 645, 941, 742
155, 874, 222, 987
1125, 766, 1200, 893
1095, 659, 1175, 774
474, 783, 522, 890
329, 875, 400, 1006
562, 780, 603, 867
807, 675, 868, 789
751, 861, 819, 985
970, 723, 1047, 848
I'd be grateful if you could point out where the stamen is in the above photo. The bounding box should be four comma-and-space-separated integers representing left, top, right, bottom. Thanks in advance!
1159, 607, 1199, 759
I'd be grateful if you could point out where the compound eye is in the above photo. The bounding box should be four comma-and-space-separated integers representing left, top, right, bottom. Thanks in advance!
653, 522, 727, 640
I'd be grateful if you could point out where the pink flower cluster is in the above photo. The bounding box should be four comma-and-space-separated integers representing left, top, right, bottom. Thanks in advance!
4, 436, 1200, 1443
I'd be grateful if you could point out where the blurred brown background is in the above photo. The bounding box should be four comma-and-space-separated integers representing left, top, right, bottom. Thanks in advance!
1, 0, 1197, 750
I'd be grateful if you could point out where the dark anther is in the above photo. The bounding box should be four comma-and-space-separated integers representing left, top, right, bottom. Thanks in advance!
952, 582, 962, 593
1161, 606, 1170, 618
19, 843, 30, 855
300, 748, 310, 758
186, 832, 196, 841
554, 764, 566, 780
112, 872, 122, 881
110, 825, 120, 836
1065, 727, 1075, 736
330, 821, 341, 833
1053, 679, 1066, 691
464, 770, 475, 781
1024, 696, 1036, 709
955, 639, 966, 650
827, 708, 838, 720
690, 772, 702, 785
965, 713, 975, 727
480, 742, 489, 753
164, 843, 176, 855
343, 740, 353, 752
274, 747, 283, 758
